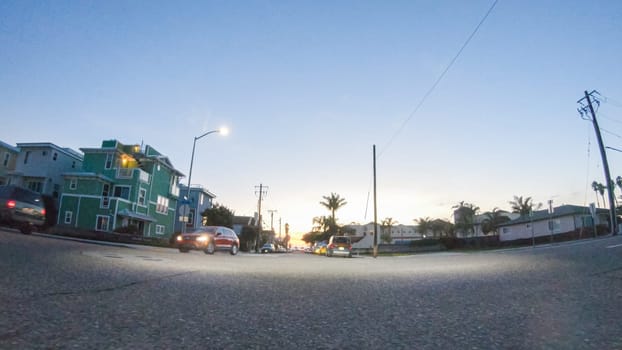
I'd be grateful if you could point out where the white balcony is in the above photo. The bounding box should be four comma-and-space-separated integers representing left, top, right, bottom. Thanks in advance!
116, 168, 150, 184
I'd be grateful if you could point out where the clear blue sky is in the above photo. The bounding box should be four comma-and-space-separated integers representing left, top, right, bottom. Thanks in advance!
1, 1, 621, 235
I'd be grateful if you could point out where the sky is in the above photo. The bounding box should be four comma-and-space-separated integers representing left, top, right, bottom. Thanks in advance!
1, 1, 621, 237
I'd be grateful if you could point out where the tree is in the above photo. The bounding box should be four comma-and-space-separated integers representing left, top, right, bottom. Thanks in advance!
312, 216, 330, 233
591, 181, 605, 208
480, 208, 511, 235
508, 196, 541, 217
431, 219, 454, 238
302, 231, 323, 245
239, 225, 257, 252
415, 217, 432, 238
452, 201, 479, 237
381, 217, 397, 243
201, 203, 234, 228
319, 193, 347, 225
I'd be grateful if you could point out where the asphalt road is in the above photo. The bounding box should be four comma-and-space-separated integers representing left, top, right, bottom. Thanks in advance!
1, 228, 621, 349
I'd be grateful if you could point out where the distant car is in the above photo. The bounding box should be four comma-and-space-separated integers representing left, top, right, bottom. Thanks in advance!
0, 185, 46, 234
326, 235, 352, 258
261, 243, 275, 253
176, 226, 239, 255
313, 241, 327, 255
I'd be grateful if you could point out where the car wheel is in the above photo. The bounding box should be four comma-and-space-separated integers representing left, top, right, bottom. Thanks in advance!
179, 248, 189, 253
204, 241, 215, 254
230, 244, 239, 255
20, 224, 32, 234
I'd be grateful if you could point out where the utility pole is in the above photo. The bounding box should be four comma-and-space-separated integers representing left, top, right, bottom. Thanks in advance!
578, 90, 618, 235
373, 145, 378, 258
255, 184, 268, 252
268, 209, 278, 233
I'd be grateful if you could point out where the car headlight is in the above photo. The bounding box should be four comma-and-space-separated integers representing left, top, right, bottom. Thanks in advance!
176, 235, 183, 241
197, 235, 208, 242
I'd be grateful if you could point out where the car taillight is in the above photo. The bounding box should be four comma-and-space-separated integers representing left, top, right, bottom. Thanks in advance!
328, 244, 334, 249
7, 200, 16, 208
41, 208, 46, 215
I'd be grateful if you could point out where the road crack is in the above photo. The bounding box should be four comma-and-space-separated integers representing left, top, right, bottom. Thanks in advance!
34, 270, 200, 299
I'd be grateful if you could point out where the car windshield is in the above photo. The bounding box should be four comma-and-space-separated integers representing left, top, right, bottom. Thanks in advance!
11, 187, 43, 206
333, 237, 349, 244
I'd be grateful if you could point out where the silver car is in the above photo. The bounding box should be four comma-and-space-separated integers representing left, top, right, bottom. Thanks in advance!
0, 185, 46, 234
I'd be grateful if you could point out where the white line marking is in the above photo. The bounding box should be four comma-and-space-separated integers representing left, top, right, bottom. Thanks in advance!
606, 243, 622, 249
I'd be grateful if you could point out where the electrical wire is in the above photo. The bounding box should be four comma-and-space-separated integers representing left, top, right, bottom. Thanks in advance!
601, 127, 622, 140
584, 131, 591, 208
377, 0, 499, 158
363, 0, 499, 220
601, 94, 622, 108
598, 111, 622, 125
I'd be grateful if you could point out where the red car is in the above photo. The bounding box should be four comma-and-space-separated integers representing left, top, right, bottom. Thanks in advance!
176, 226, 240, 255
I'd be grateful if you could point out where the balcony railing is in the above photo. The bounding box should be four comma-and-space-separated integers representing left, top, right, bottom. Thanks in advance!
116, 168, 151, 184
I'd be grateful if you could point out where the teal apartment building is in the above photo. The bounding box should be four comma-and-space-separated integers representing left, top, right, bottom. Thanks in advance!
58, 140, 184, 238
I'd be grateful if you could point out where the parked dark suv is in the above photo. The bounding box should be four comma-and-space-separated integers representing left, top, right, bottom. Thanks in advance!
176, 226, 240, 255
0, 185, 46, 234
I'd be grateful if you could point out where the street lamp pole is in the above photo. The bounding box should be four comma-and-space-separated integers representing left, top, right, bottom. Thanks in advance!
182, 127, 228, 233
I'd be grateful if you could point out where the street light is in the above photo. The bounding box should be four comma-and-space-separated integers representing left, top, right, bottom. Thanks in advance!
182, 126, 228, 232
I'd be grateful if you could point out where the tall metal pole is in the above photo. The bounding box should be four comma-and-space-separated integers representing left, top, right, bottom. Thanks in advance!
255, 184, 266, 253
183, 129, 223, 234
581, 91, 618, 235
373, 145, 378, 258
181, 138, 198, 234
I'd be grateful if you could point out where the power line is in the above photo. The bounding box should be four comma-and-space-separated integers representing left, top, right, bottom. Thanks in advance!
601, 94, 622, 108
600, 127, 622, 139
377, 0, 499, 158
598, 111, 622, 125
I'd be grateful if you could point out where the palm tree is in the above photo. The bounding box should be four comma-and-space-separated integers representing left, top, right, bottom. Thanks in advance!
319, 193, 347, 224
509, 196, 541, 217
431, 218, 454, 238
415, 217, 432, 238
592, 181, 608, 207
381, 217, 397, 243
312, 216, 328, 233
452, 201, 479, 237
480, 208, 510, 235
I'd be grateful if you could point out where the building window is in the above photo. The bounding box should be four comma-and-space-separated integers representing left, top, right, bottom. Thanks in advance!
42, 151, 47, 156
2, 153, 9, 167
24, 151, 30, 164
64, 211, 73, 224
138, 188, 146, 206
72, 161, 76, 169
53, 153, 58, 161
113, 186, 131, 200
27, 181, 43, 193
105, 153, 113, 169
155, 225, 165, 235
548, 219, 561, 233
101, 184, 110, 208
96, 215, 110, 231
69, 178, 77, 190
187, 210, 194, 227
156, 195, 169, 214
